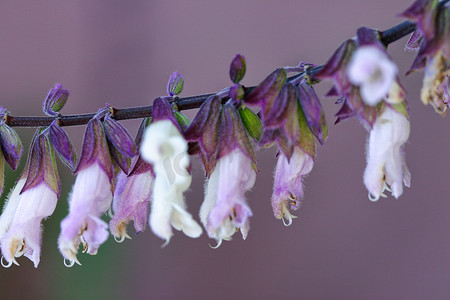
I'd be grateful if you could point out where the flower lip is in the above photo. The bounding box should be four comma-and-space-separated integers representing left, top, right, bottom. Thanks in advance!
141, 119, 202, 244
58, 162, 113, 266
200, 149, 256, 246
347, 45, 398, 106
363, 106, 410, 201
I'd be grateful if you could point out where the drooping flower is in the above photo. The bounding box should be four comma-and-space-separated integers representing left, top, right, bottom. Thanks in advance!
58, 118, 114, 266
140, 98, 202, 244
0, 180, 57, 268
347, 45, 398, 106
0, 132, 59, 268
109, 158, 154, 242
200, 150, 255, 246
364, 105, 411, 201
246, 68, 320, 225
271, 147, 314, 226
185, 87, 257, 245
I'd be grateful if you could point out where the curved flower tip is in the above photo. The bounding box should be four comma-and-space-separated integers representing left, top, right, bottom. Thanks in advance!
364, 107, 410, 201
271, 147, 313, 224
58, 163, 112, 266
200, 150, 255, 245
347, 45, 398, 106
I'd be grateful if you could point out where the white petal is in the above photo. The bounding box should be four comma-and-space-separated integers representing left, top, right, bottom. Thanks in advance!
0, 179, 26, 239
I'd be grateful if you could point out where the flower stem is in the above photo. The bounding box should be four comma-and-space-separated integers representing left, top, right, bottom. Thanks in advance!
5, 18, 420, 128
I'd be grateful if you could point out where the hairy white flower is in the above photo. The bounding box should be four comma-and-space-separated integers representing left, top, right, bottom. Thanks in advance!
141, 120, 202, 243
200, 150, 255, 247
364, 108, 410, 201
347, 46, 398, 106
58, 163, 112, 267
0, 179, 57, 268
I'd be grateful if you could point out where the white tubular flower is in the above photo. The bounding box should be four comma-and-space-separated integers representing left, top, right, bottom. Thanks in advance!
200, 150, 256, 247
58, 163, 113, 267
347, 45, 398, 106
140, 120, 202, 244
364, 107, 410, 201
110, 168, 153, 243
0, 180, 57, 268
271, 147, 314, 226
0, 179, 26, 242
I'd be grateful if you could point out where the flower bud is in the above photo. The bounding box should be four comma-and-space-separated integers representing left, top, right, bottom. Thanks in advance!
229, 54, 246, 84
43, 84, 69, 116
166, 71, 184, 97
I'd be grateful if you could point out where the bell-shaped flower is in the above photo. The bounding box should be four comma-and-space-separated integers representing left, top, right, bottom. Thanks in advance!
0, 132, 59, 268
58, 118, 114, 266
347, 45, 398, 106
271, 147, 313, 226
200, 150, 256, 247
140, 98, 202, 244
364, 106, 411, 201
110, 158, 154, 242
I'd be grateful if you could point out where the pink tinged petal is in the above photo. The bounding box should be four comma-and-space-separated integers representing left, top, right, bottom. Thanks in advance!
201, 150, 255, 245
110, 170, 153, 242
58, 163, 112, 266
363, 108, 410, 201
347, 46, 398, 106
0, 183, 57, 268
271, 147, 313, 225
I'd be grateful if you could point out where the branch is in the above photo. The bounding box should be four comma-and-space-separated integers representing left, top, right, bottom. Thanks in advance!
5, 20, 418, 128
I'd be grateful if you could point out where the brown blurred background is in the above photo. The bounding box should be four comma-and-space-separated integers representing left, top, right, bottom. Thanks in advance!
0, 0, 449, 299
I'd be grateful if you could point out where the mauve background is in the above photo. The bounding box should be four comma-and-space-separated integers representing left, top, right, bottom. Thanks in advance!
0, 0, 449, 299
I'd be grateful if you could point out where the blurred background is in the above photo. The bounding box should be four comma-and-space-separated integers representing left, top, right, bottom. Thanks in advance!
0, 0, 449, 299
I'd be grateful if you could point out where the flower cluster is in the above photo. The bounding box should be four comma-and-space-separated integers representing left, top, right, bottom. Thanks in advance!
0, 0, 449, 268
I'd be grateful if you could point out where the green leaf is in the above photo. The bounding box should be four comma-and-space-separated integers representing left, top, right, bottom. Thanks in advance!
239, 106, 262, 141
